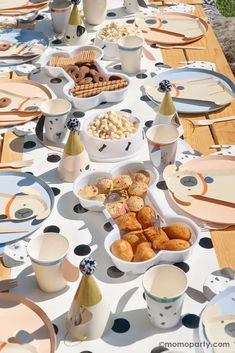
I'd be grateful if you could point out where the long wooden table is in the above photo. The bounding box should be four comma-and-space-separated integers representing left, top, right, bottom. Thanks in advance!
0, 0, 235, 280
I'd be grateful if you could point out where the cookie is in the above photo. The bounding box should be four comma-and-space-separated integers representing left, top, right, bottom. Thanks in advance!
133, 170, 150, 185
127, 196, 144, 212
115, 212, 142, 231
0, 97, 11, 108
128, 181, 148, 197
96, 178, 113, 194
161, 239, 191, 251
111, 239, 133, 262
136, 206, 155, 229
106, 201, 127, 218
79, 185, 99, 199
163, 224, 191, 241
0, 42, 11, 51
113, 175, 133, 190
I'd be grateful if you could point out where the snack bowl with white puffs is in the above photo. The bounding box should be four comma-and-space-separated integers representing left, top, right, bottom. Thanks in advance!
73, 161, 158, 211
80, 110, 145, 162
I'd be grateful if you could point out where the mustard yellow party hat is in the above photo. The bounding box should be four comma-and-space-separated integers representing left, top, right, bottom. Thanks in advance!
64, 117, 84, 156
158, 79, 176, 115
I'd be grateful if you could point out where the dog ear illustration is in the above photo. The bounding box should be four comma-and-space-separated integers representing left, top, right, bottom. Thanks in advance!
35, 207, 50, 221
20, 186, 41, 197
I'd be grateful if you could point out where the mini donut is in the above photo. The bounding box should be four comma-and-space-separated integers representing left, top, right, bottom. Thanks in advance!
78, 77, 93, 85
0, 42, 11, 51
89, 69, 106, 83
79, 65, 90, 75
0, 97, 11, 108
65, 65, 84, 83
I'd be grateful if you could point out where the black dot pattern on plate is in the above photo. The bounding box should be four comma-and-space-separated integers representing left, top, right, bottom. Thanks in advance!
174, 262, 190, 273
52, 324, 58, 334
143, 292, 146, 300
126, 19, 135, 24
199, 237, 214, 249
35, 14, 44, 20
73, 111, 85, 118
47, 154, 61, 163
182, 314, 200, 329
74, 244, 91, 256
103, 222, 114, 232
51, 39, 62, 45
24, 141, 36, 149
113, 64, 122, 70
73, 203, 88, 214
107, 266, 124, 278
51, 187, 61, 196
156, 181, 168, 190
145, 120, 153, 128
121, 109, 132, 114
140, 95, 151, 102
112, 318, 130, 333
151, 347, 168, 353
107, 11, 116, 17
44, 225, 60, 233
90, 38, 95, 43
136, 73, 147, 79
50, 78, 62, 84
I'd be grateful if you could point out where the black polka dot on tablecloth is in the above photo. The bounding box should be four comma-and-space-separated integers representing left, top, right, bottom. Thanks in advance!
107, 11, 116, 17
182, 314, 200, 329
100, 101, 108, 105
104, 222, 114, 232
112, 318, 130, 333
107, 266, 124, 278
90, 38, 95, 43
145, 120, 153, 128
174, 262, 190, 273
26, 171, 34, 176
35, 14, 44, 20
50, 78, 62, 84
73, 203, 88, 214
121, 109, 132, 114
51, 39, 62, 45
113, 64, 122, 70
51, 187, 61, 196
126, 19, 135, 24
199, 237, 213, 249
52, 324, 58, 334
47, 154, 61, 163
143, 292, 146, 300
136, 73, 147, 79
151, 347, 168, 353
156, 181, 168, 190
74, 244, 91, 256
24, 141, 36, 149
80, 351, 93, 353
44, 225, 60, 233
140, 95, 151, 102
73, 111, 85, 118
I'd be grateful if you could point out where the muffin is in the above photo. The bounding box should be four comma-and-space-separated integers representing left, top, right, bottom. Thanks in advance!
128, 181, 148, 197
127, 196, 144, 212
133, 170, 150, 185
113, 175, 133, 190
96, 178, 113, 194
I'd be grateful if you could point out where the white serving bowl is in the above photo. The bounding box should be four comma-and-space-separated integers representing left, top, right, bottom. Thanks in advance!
73, 161, 159, 211
104, 214, 199, 274
80, 111, 145, 162
40, 45, 104, 78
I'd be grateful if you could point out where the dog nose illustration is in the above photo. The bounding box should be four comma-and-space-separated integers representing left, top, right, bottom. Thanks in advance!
180, 176, 198, 187
225, 322, 235, 337
14, 208, 33, 219
56, 132, 62, 138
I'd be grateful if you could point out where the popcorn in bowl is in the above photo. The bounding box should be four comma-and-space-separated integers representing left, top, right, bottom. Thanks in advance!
98, 22, 142, 42
87, 111, 138, 140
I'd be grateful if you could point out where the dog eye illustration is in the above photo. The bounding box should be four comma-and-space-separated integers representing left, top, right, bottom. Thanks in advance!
225, 322, 235, 337
180, 176, 198, 187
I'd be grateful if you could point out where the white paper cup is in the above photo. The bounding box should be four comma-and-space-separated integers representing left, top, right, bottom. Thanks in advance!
146, 124, 180, 172
27, 233, 79, 292
83, 0, 107, 25
117, 35, 143, 74
143, 264, 188, 329
40, 98, 71, 143
49, 0, 71, 34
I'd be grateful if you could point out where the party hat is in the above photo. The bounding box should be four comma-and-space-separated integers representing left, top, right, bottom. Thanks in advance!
58, 117, 90, 182
64, 0, 87, 45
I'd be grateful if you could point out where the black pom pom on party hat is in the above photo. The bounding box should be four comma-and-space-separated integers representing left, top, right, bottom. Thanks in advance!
159, 79, 172, 92
80, 257, 97, 275
71, 0, 80, 5
67, 117, 81, 132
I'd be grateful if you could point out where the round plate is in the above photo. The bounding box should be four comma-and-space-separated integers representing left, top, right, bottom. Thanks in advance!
167, 155, 235, 224
0, 171, 54, 245
136, 12, 208, 45
145, 68, 235, 114
0, 293, 56, 353
0, 29, 48, 66
198, 286, 235, 353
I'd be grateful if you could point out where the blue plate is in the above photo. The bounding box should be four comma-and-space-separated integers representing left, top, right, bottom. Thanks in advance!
0, 171, 54, 245
146, 68, 235, 114
198, 286, 235, 353
0, 28, 48, 66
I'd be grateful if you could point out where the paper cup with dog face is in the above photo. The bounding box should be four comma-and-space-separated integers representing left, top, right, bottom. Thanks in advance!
117, 35, 143, 74
27, 233, 79, 293
143, 264, 188, 329
49, 0, 72, 34
40, 99, 72, 144
146, 124, 180, 172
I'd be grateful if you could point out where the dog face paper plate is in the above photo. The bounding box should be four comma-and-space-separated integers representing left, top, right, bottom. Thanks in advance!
199, 286, 235, 353
0, 171, 54, 245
